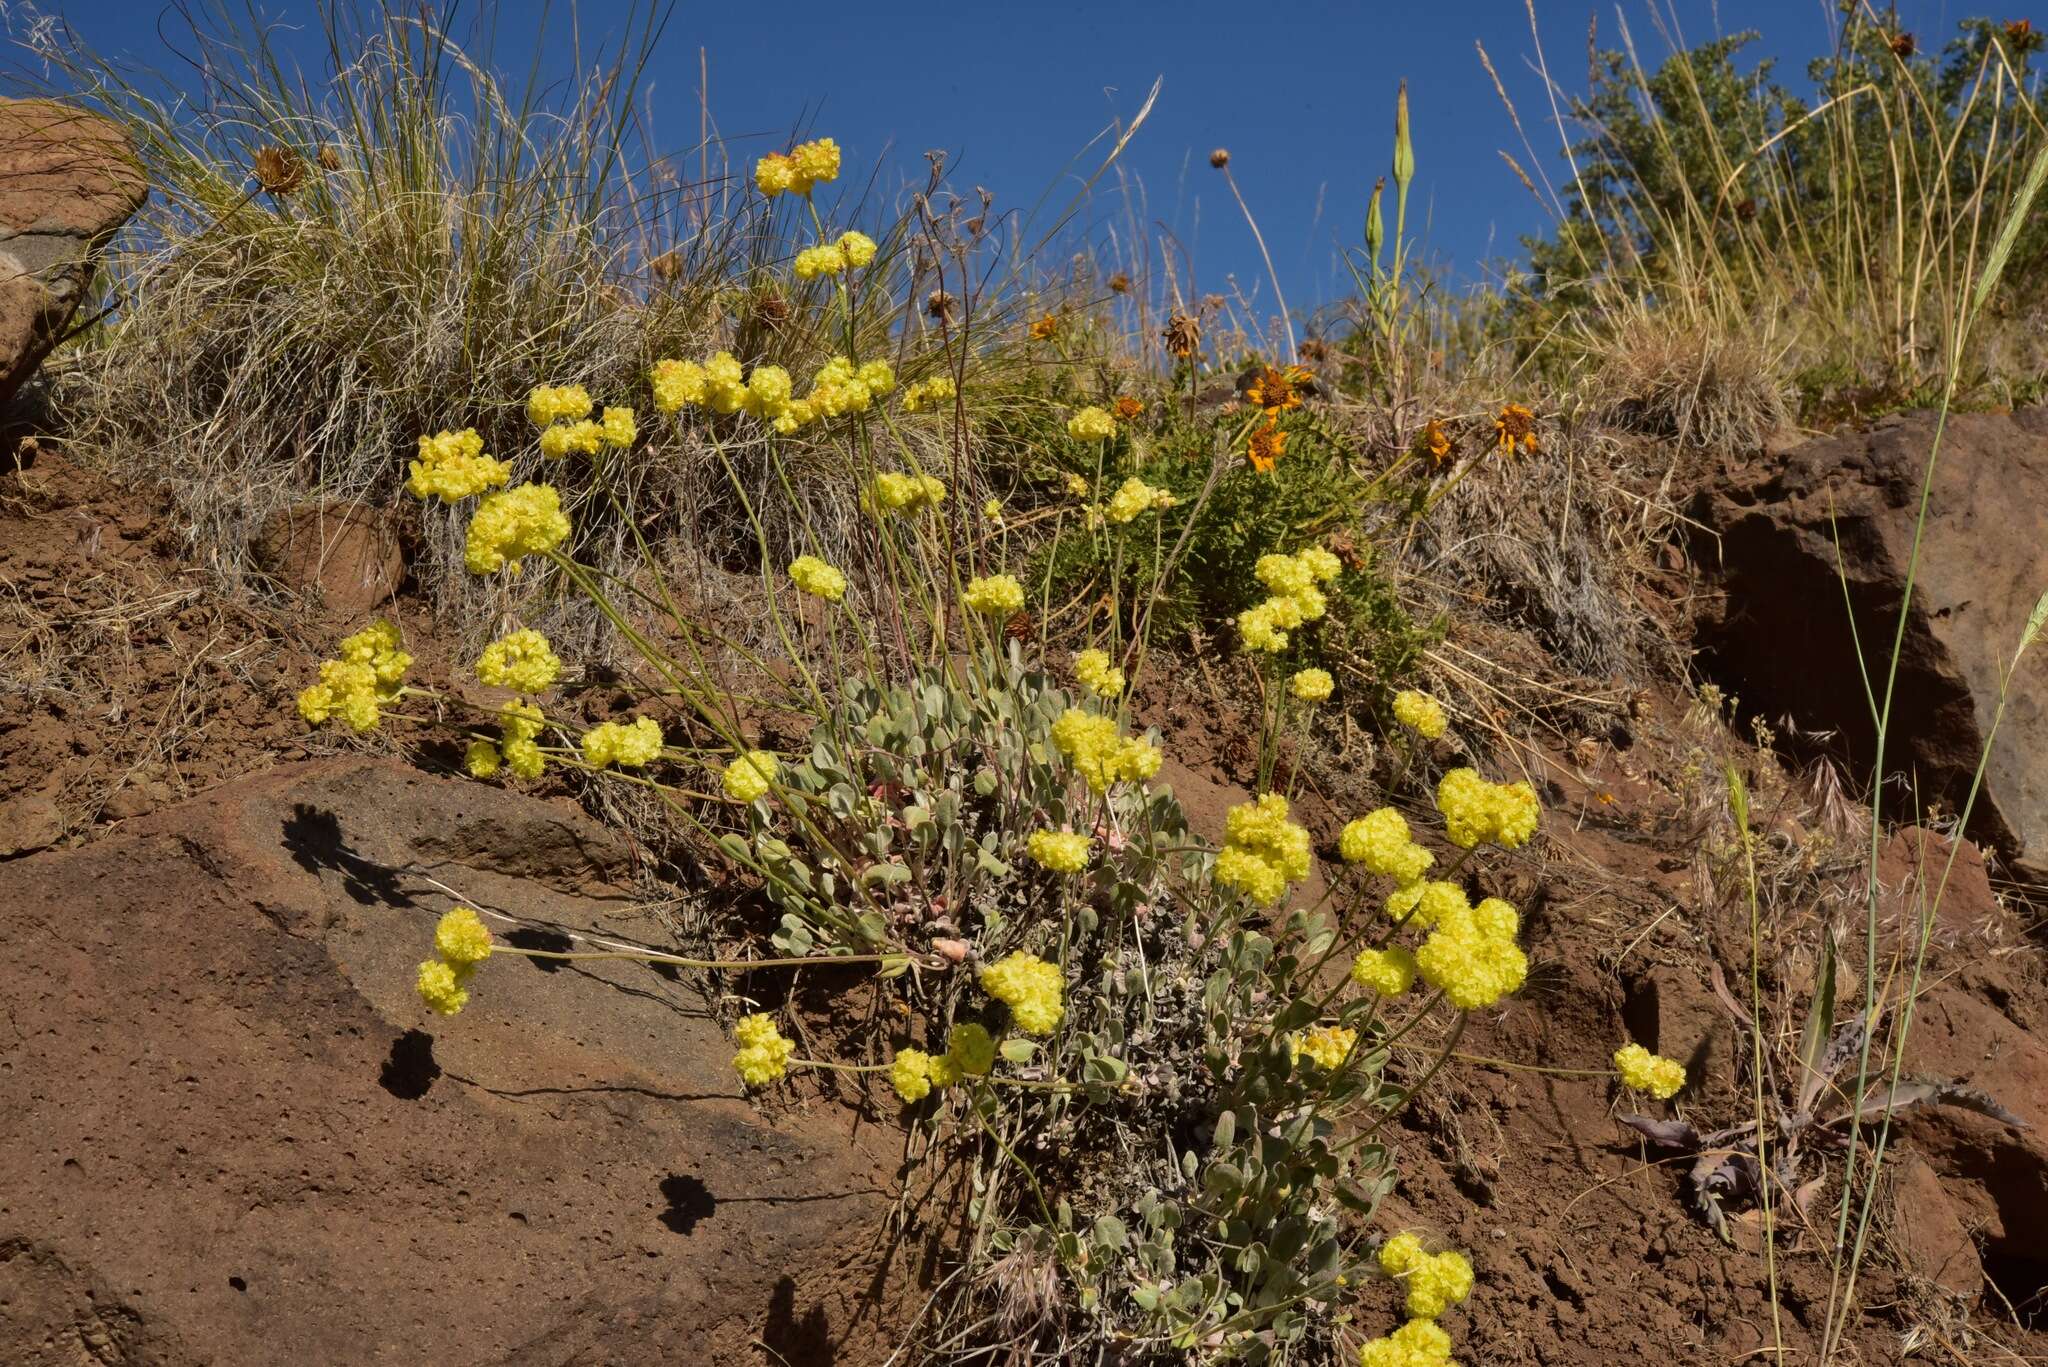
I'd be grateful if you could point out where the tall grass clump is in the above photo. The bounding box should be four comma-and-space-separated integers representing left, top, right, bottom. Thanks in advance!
1507, 7, 2048, 427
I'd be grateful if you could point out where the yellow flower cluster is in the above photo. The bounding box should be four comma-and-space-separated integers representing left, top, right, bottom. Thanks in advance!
1356, 1317, 1457, 1367
1025, 828, 1091, 874
980, 951, 1065, 1034
467, 700, 548, 780
527, 384, 592, 426
963, 574, 1025, 617
1339, 808, 1434, 883
1392, 689, 1447, 739
788, 554, 847, 602
1237, 548, 1342, 653
901, 375, 956, 413
580, 717, 664, 769
415, 907, 493, 1016
1291, 667, 1334, 702
1072, 648, 1125, 698
732, 1013, 796, 1086
1414, 893, 1528, 1010
476, 628, 561, 694
1614, 1042, 1686, 1099
866, 470, 947, 516
722, 749, 779, 803
1292, 1024, 1358, 1070
1066, 406, 1116, 441
1104, 475, 1175, 524
297, 620, 412, 731
465, 483, 571, 575
890, 1023, 998, 1102
539, 419, 600, 460
754, 136, 840, 198
1434, 768, 1539, 849
1378, 1233, 1475, 1321
1385, 879, 1467, 928
1349, 946, 1418, 997
793, 231, 877, 279
406, 428, 509, 501
1214, 793, 1313, 906
1049, 707, 1162, 793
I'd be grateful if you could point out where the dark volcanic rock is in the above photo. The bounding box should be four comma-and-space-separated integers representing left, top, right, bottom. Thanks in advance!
1693, 409, 2048, 877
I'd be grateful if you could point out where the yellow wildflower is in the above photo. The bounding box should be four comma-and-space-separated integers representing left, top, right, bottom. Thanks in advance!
433, 907, 493, 967
465, 483, 570, 575
406, 428, 509, 501
788, 554, 847, 602
867, 470, 947, 515
979, 951, 1066, 1034
732, 1012, 795, 1086
1291, 667, 1334, 702
1292, 1024, 1357, 1070
946, 1023, 997, 1077
464, 739, 501, 778
599, 406, 637, 448
902, 375, 957, 413
580, 717, 664, 769
1614, 1042, 1686, 1100
891, 1048, 934, 1102
1247, 419, 1287, 472
527, 384, 592, 426
1339, 809, 1433, 883
963, 574, 1025, 617
415, 959, 471, 1016
502, 738, 546, 780
704, 351, 748, 414
476, 629, 561, 694
1025, 829, 1091, 874
651, 358, 709, 414
1105, 475, 1164, 524
1214, 794, 1313, 907
794, 243, 848, 279
1072, 647, 1125, 698
722, 749, 778, 803
1049, 706, 1160, 793
1392, 689, 1446, 740
789, 136, 840, 187
1494, 402, 1538, 455
1028, 314, 1057, 341
1435, 768, 1539, 849
1350, 946, 1418, 998
1357, 1317, 1455, 1367
856, 359, 896, 395
539, 419, 603, 460
1066, 406, 1116, 441
754, 151, 799, 197
837, 230, 878, 267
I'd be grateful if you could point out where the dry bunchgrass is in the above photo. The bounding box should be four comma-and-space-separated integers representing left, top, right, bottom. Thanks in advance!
1584, 310, 1790, 452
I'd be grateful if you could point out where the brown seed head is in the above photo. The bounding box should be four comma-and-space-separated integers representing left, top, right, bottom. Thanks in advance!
1209, 148, 1230, 169
1107, 271, 1131, 294
1163, 310, 1201, 358
252, 145, 306, 195
649, 250, 684, 282
925, 289, 958, 324
316, 145, 344, 173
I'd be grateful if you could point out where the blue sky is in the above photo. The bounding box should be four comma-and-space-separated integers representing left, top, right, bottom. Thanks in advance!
27, 1, 1978, 314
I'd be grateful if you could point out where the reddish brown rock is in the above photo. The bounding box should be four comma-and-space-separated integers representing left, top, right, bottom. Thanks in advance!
0, 758, 907, 1364
1693, 410, 2048, 879
0, 99, 148, 410
251, 500, 404, 615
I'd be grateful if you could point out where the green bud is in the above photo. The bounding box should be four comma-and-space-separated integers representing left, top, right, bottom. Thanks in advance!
1393, 81, 1414, 190
1365, 177, 1386, 263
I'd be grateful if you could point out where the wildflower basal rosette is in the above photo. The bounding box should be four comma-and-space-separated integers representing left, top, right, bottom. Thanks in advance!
580, 717, 664, 768
406, 428, 508, 501
1614, 1042, 1686, 1099
979, 951, 1065, 1035
465, 483, 570, 575
1214, 793, 1313, 906
732, 1013, 795, 1086
1049, 707, 1161, 794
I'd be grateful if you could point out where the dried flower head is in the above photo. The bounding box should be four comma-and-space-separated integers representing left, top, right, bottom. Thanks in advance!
1112, 395, 1144, 422
252, 145, 306, 195
1163, 311, 1202, 359
1028, 314, 1058, 341
650, 250, 684, 282
316, 145, 344, 172
1888, 30, 1916, 56
926, 289, 958, 324
1493, 402, 1538, 456
1107, 271, 1131, 294
1209, 147, 1230, 168
1421, 418, 1453, 464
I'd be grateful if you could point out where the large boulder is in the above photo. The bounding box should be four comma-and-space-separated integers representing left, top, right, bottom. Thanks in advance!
0, 758, 909, 1364
1692, 410, 2048, 878
0, 99, 147, 411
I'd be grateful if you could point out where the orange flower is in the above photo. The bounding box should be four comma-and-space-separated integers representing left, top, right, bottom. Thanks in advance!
1029, 315, 1058, 341
2005, 18, 2039, 52
1113, 396, 1144, 422
1245, 365, 1306, 414
1421, 419, 1453, 465
1247, 420, 1287, 473
1493, 403, 1538, 456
